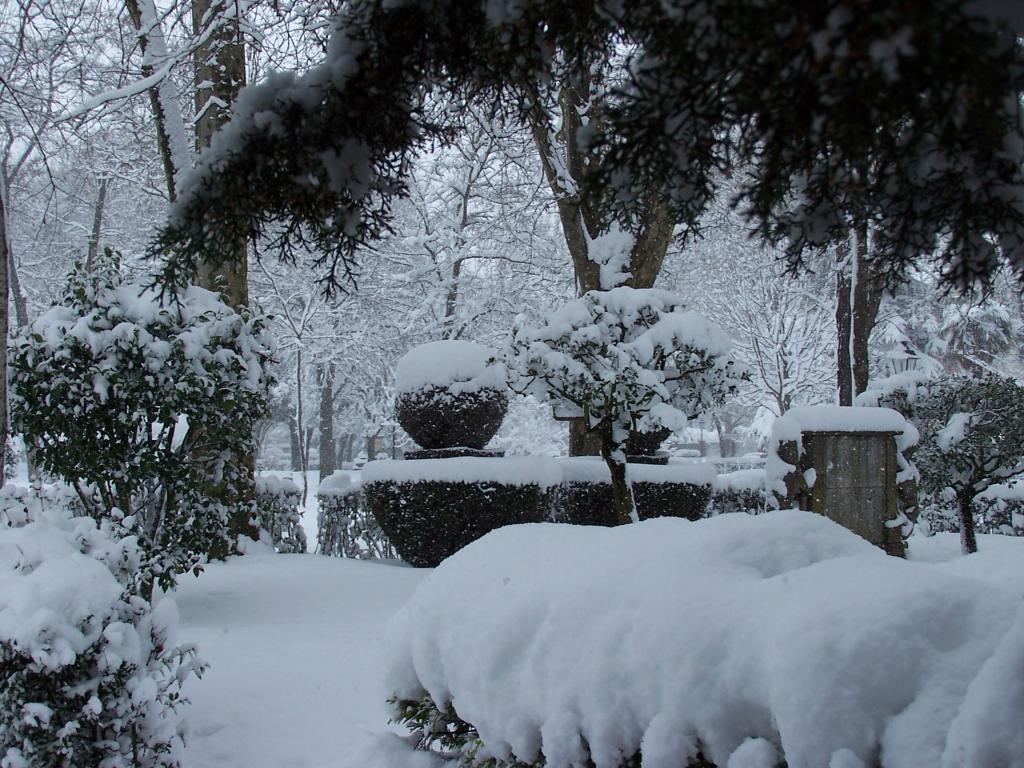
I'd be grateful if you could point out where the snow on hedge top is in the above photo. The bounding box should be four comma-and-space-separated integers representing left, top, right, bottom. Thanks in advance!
395, 340, 506, 395
556, 457, 717, 486
387, 511, 1024, 768
318, 470, 363, 497
363, 457, 718, 488
363, 457, 562, 488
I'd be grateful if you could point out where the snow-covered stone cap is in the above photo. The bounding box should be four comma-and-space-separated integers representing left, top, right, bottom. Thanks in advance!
784, 405, 909, 434
395, 340, 507, 396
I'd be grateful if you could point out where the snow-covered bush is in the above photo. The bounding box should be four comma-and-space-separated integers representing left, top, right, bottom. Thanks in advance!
553, 458, 715, 526
254, 475, 307, 554
885, 374, 1024, 553
394, 341, 508, 452
0, 489, 202, 768
317, 471, 395, 559
386, 512, 1024, 768
710, 469, 769, 515
973, 483, 1024, 536
9, 255, 275, 589
507, 287, 744, 524
363, 458, 556, 567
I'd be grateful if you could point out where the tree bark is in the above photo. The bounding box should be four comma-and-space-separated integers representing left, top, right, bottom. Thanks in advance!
836, 223, 884, 405
192, 0, 248, 309
317, 363, 336, 480
287, 415, 302, 472
599, 428, 636, 525
86, 176, 109, 271
957, 490, 978, 555
0, 178, 11, 487
124, 0, 189, 201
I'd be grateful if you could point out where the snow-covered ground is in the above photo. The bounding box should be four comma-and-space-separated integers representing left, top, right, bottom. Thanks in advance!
175, 554, 425, 768
173, 520, 1024, 768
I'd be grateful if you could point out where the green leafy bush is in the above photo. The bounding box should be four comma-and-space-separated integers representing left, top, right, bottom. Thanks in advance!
9, 255, 274, 589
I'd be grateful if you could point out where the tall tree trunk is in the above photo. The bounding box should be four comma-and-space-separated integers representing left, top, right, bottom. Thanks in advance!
287, 416, 302, 472
0, 177, 11, 487
317, 364, 336, 480
192, 0, 248, 309
124, 0, 190, 201
836, 223, 883, 405
598, 427, 636, 525
190, 0, 255, 541
957, 489, 978, 555
86, 176, 109, 271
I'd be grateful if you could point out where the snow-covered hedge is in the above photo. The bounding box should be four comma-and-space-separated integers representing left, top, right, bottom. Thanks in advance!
316, 471, 395, 559
710, 468, 769, 515
9, 255, 275, 586
386, 511, 1024, 768
0, 488, 202, 768
554, 458, 715, 525
254, 475, 307, 554
363, 460, 552, 567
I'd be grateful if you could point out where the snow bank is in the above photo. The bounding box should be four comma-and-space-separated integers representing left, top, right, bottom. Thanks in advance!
387, 512, 1024, 768
395, 340, 506, 395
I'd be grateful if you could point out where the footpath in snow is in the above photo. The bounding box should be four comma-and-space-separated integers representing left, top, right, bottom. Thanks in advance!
174, 554, 425, 768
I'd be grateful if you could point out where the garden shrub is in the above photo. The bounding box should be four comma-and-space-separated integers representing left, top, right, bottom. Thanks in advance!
9, 254, 274, 588
253, 476, 307, 553
554, 480, 711, 526
0, 487, 202, 768
396, 386, 509, 451
317, 472, 394, 559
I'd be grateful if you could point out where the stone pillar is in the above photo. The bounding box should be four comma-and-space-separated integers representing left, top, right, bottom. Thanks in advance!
772, 407, 912, 557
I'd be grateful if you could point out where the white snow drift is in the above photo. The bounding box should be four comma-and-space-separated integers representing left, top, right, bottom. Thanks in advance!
387, 511, 1024, 768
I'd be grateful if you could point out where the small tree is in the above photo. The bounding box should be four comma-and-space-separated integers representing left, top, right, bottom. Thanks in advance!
507, 287, 743, 524
904, 374, 1024, 554
9, 254, 274, 591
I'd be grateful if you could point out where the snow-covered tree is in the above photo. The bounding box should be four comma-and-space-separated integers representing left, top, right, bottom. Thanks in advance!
894, 374, 1024, 554
507, 287, 743, 524
9, 254, 274, 590
156, 0, 1024, 300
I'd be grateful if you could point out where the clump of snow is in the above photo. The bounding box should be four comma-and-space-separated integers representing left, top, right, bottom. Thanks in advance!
387, 511, 1024, 768
585, 224, 635, 289
395, 340, 506, 396
254, 474, 301, 497
318, 470, 363, 498
765, 415, 801, 499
